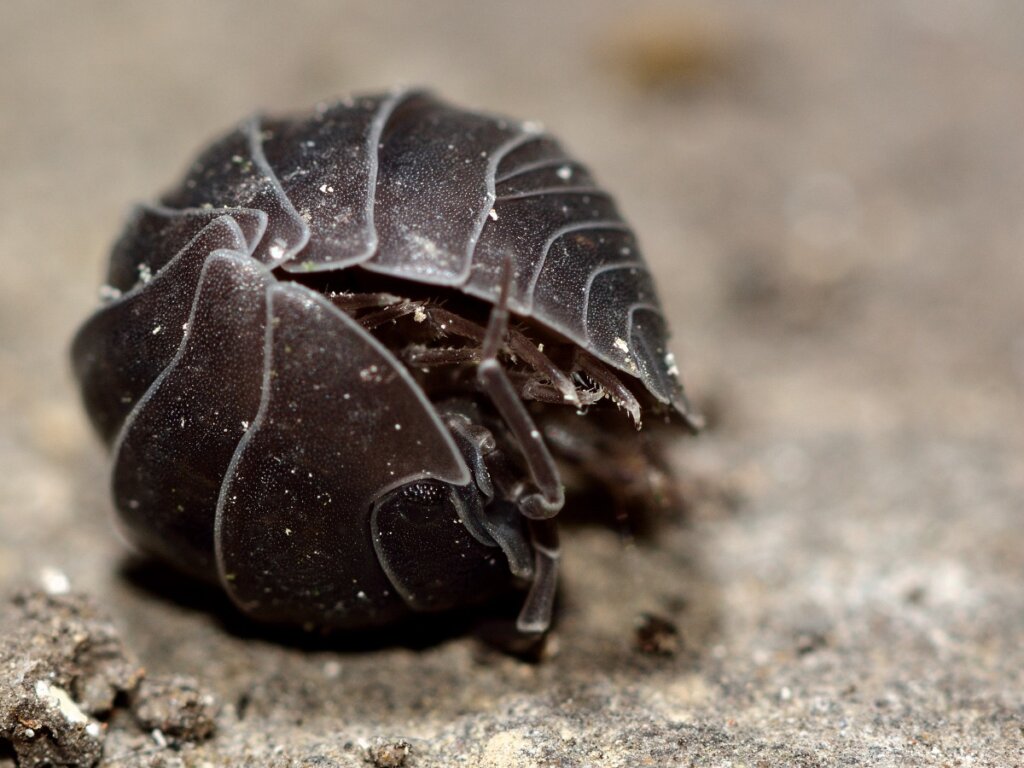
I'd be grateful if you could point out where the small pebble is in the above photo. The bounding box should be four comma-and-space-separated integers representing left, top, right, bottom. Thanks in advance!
366, 737, 412, 767
634, 612, 680, 657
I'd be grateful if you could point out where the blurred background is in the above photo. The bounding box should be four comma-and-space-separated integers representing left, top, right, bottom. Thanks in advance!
1, 2, 1021, 765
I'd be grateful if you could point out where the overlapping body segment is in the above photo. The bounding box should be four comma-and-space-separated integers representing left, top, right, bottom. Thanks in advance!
156, 88, 692, 416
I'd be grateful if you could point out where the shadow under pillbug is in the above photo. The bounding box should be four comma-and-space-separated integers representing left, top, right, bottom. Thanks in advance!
71, 88, 699, 636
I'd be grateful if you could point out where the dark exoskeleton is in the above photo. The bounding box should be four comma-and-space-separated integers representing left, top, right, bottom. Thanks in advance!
71, 88, 698, 636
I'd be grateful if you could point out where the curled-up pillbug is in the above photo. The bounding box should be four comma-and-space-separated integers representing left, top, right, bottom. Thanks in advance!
71, 88, 699, 636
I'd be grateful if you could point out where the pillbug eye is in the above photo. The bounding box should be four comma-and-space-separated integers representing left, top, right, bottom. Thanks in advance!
399, 480, 447, 506
390, 480, 462, 525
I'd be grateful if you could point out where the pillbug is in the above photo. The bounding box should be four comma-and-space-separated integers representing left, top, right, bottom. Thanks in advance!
71, 88, 698, 636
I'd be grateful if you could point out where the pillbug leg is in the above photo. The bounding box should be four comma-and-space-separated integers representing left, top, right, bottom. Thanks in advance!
504, 331, 580, 407
478, 362, 564, 520
326, 291, 404, 313
573, 349, 643, 428
416, 305, 580, 407
442, 408, 534, 579
516, 518, 561, 634
405, 345, 481, 367
477, 260, 564, 520
520, 378, 605, 407
358, 300, 424, 330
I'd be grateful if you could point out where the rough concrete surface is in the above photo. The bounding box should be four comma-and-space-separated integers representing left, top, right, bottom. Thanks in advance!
1, 1, 1022, 766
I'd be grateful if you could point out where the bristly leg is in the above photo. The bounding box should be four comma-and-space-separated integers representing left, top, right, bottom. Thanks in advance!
572, 349, 642, 427
326, 288, 581, 404
326, 288, 647, 422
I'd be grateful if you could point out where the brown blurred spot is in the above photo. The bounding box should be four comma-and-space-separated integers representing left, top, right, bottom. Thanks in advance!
596, 10, 737, 91
634, 612, 681, 656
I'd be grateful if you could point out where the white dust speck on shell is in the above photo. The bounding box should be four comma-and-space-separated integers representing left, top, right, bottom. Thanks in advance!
556, 165, 572, 180
613, 337, 630, 353
488, 208, 499, 221
98, 284, 122, 301
360, 364, 383, 383
664, 352, 680, 377
404, 231, 447, 265
413, 307, 427, 323
268, 237, 288, 261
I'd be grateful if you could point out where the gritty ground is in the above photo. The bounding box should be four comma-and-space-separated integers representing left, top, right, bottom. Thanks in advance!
1, 1, 1022, 766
